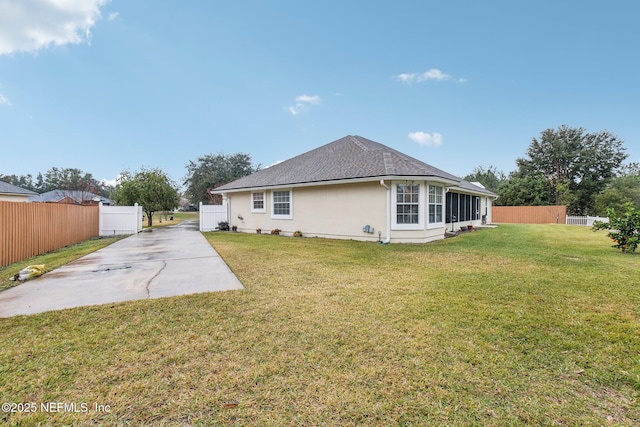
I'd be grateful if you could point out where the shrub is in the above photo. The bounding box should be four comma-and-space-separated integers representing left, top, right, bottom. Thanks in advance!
593, 203, 640, 252
293, 230, 303, 237
270, 229, 281, 235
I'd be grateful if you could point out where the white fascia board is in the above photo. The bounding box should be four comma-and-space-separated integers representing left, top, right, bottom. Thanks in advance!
449, 186, 499, 198
214, 175, 461, 194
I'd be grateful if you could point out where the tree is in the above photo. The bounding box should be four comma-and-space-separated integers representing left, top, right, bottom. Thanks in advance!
184, 153, 258, 205
0, 174, 38, 191
1, 168, 109, 198
112, 167, 180, 227
515, 125, 627, 214
495, 173, 554, 206
38, 167, 102, 193
594, 166, 640, 215
593, 203, 640, 253
464, 165, 506, 193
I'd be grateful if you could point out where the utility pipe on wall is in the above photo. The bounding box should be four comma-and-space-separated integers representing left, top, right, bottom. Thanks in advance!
379, 180, 391, 244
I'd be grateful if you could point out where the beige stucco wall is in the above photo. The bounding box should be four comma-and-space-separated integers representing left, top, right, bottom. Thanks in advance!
227, 182, 388, 242
0, 194, 30, 202
223, 180, 493, 243
484, 196, 494, 224
223, 180, 496, 243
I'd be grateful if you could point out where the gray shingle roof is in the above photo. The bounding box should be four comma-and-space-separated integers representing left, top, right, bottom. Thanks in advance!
217, 135, 464, 191
28, 189, 112, 204
453, 179, 499, 197
0, 181, 38, 196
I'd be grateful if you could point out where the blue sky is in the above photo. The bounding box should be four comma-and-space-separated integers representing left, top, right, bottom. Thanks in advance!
1, 1, 638, 189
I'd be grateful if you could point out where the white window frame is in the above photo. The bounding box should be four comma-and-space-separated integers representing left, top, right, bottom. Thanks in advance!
427, 184, 444, 229
271, 189, 293, 219
392, 182, 424, 230
251, 191, 266, 213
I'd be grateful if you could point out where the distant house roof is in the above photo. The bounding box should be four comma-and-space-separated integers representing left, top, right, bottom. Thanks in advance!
0, 181, 38, 196
216, 135, 498, 197
29, 189, 112, 205
217, 135, 464, 191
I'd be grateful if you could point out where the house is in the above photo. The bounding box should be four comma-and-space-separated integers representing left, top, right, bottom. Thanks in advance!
0, 181, 38, 202
214, 135, 498, 243
29, 189, 112, 205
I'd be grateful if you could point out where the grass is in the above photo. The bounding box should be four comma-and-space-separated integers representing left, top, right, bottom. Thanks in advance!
143, 211, 199, 229
0, 224, 638, 425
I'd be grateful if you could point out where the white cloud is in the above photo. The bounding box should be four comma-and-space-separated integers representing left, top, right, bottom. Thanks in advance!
0, 93, 11, 106
420, 69, 451, 81
295, 94, 320, 104
408, 131, 443, 147
108, 12, 120, 22
394, 68, 466, 84
101, 177, 118, 187
395, 73, 417, 84
288, 106, 303, 116
0, 0, 110, 55
288, 94, 321, 115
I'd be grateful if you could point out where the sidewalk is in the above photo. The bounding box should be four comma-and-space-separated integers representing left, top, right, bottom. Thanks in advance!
0, 221, 243, 317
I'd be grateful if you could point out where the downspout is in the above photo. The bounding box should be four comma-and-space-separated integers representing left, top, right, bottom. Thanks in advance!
379, 180, 391, 244
223, 193, 230, 228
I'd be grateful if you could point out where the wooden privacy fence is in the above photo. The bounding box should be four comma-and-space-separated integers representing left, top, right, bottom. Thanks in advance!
0, 201, 99, 267
493, 205, 567, 224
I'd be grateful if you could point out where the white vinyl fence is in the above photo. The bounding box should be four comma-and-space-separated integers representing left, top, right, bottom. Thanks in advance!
566, 215, 609, 226
199, 202, 228, 232
99, 202, 143, 236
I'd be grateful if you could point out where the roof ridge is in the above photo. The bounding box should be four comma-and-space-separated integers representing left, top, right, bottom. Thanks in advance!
215, 135, 465, 191
348, 135, 369, 151
383, 151, 396, 175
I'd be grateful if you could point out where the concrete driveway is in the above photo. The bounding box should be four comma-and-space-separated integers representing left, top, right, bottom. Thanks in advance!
0, 220, 243, 317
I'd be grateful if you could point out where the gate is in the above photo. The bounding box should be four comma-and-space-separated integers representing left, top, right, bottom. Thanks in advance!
99, 202, 143, 236
199, 202, 228, 232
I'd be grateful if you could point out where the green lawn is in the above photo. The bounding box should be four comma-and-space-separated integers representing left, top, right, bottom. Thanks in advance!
143, 211, 199, 229
1, 225, 638, 425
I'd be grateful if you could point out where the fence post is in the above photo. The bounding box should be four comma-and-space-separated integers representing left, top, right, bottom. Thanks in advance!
199, 201, 203, 232
223, 194, 228, 226
99, 202, 104, 235
133, 203, 140, 232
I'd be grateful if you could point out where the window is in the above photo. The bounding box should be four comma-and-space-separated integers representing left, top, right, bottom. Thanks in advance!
392, 183, 423, 230
396, 184, 420, 224
428, 185, 443, 225
251, 192, 265, 213
271, 190, 292, 219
